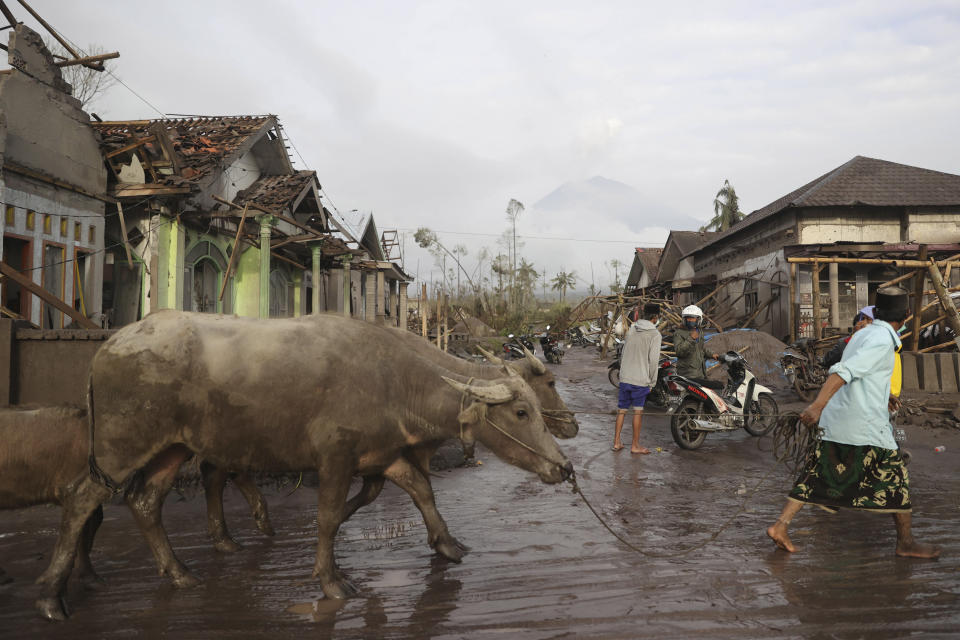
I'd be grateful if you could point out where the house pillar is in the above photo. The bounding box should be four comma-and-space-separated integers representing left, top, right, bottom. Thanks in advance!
389, 279, 398, 326
341, 257, 351, 317
375, 268, 386, 325
258, 215, 273, 319
364, 271, 376, 321
310, 243, 322, 315
398, 282, 408, 330
829, 262, 840, 327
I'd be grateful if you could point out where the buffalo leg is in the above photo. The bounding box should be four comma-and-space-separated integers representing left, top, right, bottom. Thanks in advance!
75, 505, 105, 588
35, 475, 112, 621
311, 468, 357, 599
341, 475, 386, 523
231, 472, 275, 537
384, 456, 468, 563
200, 461, 242, 553
125, 445, 198, 589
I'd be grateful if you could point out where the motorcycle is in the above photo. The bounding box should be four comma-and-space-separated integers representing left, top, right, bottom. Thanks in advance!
780, 338, 827, 402
668, 351, 779, 450
539, 325, 565, 364
608, 356, 679, 408
503, 333, 536, 360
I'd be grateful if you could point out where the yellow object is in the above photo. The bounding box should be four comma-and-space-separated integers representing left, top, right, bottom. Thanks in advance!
890, 346, 902, 398
476, 461, 483, 465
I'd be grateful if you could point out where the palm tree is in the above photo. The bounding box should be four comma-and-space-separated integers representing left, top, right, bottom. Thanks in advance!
551, 270, 578, 302
702, 179, 744, 232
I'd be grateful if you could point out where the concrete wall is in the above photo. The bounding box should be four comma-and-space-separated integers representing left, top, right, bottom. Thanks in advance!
0, 319, 114, 407
798, 207, 903, 244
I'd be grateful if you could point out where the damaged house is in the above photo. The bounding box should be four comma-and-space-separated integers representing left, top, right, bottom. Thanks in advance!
91, 115, 410, 327
0, 25, 105, 329
686, 156, 960, 341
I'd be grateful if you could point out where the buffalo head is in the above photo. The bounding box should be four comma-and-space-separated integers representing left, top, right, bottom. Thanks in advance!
442, 376, 570, 484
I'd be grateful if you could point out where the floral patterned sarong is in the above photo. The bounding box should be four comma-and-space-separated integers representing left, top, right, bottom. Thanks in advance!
788, 440, 911, 513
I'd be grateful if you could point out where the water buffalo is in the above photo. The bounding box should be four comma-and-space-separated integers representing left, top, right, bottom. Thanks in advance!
0, 407, 103, 588
205, 319, 579, 559
36, 311, 571, 620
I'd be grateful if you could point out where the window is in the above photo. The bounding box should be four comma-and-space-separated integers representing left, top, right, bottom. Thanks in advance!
744, 278, 758, 315
26, 210, 34, 230
74, 222, 82, 242
43, 214, 51, 234
2, 235, 31, 317
88, 225, 96, 244
183, 241, 231, 314
4, 206, 14, 226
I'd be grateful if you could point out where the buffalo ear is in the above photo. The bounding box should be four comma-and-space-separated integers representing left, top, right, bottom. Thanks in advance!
457, 403, 484, 427
442, 376, 513, 404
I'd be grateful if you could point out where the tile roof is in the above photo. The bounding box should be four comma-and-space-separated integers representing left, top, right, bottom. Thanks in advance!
697, 156, 960, 253
236, 170, 317, 212
671, 230, 718, 258
635, 247, 663, 273
92, 116, 274, 187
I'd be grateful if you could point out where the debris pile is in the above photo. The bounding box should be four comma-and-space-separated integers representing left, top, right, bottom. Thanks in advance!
703, 329, 791, 389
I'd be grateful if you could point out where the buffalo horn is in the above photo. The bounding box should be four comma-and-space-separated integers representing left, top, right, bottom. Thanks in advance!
522, 346, 547, 375
475, 346, 504, 365
442, 376, 514, 404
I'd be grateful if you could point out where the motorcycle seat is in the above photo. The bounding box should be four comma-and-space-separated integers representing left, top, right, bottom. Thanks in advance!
687, 377, 724, 391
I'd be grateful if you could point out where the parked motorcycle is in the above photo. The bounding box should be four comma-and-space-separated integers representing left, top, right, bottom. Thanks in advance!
668, 351, 779, 450
608, 356, 679, 407
539, 325, 565, 364
780, 338, 827, 402
503, 333, 536, 360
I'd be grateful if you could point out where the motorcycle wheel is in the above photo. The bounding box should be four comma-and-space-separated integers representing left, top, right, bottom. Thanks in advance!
671, 396, 708, 450
608, 365, 620, 388
744, 393, 778, 436
793, 375, 816, 402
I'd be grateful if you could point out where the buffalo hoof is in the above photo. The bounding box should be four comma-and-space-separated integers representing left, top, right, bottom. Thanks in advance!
170, 570, 201, 589
434, 535, 470, 563
256, 518, 276, 537
213, 537, 243, 553
321, 577, 358, 600
35, 596, 68, 621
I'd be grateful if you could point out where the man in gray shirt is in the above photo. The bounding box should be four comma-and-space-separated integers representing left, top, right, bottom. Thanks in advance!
613, 303, 662, 454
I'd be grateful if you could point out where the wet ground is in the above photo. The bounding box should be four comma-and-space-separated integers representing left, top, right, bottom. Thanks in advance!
1, 347, 959, 638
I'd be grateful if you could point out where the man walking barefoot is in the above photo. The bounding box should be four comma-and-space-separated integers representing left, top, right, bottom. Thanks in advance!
766, 287, 939, 558
613, 303, 661, 454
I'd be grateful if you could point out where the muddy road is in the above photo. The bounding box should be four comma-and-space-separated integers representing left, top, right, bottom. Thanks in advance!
1, 347, 958, 638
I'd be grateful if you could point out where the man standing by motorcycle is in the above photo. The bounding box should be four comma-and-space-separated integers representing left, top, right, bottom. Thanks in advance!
674, 305, 719, 380
613, 303, 662, 454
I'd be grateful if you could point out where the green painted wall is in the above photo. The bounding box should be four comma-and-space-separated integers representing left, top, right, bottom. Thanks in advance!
292, 271, 302, 317
234, 244, 261, 318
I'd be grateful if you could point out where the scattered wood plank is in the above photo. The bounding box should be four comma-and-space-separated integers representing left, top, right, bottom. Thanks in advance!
0, 262, 98, 329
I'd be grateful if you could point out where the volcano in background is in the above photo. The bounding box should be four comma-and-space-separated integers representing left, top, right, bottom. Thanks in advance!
531, 176, 704, 232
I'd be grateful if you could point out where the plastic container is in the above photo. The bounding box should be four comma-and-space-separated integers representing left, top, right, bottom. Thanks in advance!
934, 446, 946, 453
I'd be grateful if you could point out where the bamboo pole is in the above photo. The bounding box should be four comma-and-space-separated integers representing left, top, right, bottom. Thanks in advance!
740, 297, 773, 329
788, 262, 797, 343
441, 294, 449, 352
877, 268, 919, 289
787, 256, 960, 268
910, 245, 927, 352
926, 260, 960, 351
811, 264, 823, 340
919, 339, 957, 353
435, 288, 441, 349
219, 204, 248, 301
115, 201, 135, 268
421, 283, 427, 337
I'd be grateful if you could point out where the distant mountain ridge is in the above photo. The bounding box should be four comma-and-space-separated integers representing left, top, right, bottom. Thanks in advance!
532, 176, 702, 232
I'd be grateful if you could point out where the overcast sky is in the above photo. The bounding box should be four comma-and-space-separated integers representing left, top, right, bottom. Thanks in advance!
18, 1, 960, 295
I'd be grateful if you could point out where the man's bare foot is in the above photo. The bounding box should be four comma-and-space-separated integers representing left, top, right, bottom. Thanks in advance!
631, 447, 650, 454
766, 523, 796, 552
896, 541, 941, 559
612, 443, 624, 452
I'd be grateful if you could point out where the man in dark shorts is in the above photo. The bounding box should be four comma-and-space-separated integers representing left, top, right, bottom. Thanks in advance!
766, 287, 939, 558
613, 303, 661, 454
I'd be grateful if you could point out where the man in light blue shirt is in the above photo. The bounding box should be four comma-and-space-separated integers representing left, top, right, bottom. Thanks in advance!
766, 287, 939, 559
